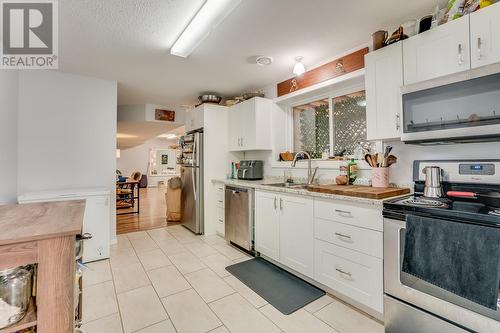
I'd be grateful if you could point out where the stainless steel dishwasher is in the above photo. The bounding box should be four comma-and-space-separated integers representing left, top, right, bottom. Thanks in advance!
224, 185, 254, 251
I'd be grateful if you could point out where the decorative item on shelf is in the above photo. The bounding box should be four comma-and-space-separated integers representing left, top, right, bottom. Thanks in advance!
385, 27, 407, 45
198, 94, 222, 104
242, 92, 265, 100
279, 151, 295, 161
418, 15, 433, 33
155, 109, 176, 121
402, 19, 418, 37
372, 30, 388, 50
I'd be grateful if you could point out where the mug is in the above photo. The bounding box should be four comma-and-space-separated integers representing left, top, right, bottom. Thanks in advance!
372, 168, 389, 188
372, 30, 388, 51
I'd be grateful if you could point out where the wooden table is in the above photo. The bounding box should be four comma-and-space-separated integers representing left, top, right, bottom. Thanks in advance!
0, 200, 85, 333
116, 180, 140, 215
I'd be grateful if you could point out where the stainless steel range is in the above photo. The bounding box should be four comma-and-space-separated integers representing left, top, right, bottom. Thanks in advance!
383, 160, 500, 333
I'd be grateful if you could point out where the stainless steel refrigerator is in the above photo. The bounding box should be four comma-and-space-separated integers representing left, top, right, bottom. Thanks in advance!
180, 130, 204, 234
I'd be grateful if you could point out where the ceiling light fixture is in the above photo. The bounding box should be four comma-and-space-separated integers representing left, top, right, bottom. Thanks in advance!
293, 56, 306, 76
171, 0, 242, 58
256, 56, 273, 66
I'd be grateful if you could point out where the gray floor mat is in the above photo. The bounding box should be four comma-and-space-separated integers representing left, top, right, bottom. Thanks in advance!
226, 257, 325, 315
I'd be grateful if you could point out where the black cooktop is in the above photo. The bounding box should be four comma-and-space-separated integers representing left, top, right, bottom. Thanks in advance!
383, 194, 500, 227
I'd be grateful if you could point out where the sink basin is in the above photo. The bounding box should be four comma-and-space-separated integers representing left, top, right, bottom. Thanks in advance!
263, 183, 310, 189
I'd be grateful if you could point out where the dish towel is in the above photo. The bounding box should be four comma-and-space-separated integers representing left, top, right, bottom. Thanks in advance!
402, 214, 500, 310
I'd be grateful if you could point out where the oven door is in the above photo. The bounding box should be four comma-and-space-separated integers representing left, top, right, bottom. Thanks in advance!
384, 216, 500, 333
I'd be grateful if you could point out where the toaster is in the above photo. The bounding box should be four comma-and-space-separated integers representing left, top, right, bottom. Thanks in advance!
237, 160, 264, 180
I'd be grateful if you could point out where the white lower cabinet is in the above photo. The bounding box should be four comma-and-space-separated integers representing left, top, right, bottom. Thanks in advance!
254, 192, 384, 314
255, 191, 281, 262
314, 240, 383, 313
279, 194, 314, 278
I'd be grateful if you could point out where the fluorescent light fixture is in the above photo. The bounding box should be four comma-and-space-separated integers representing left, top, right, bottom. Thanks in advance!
116, 133, 137, 139
293, 56, 306, 76
171, 0, 242, 58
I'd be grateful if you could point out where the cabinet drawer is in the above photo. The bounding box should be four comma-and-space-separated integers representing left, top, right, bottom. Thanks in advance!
314, 240, 383, 313
216, 185, 224, 207
314, 199, 382, 231
314, 218, 383, 258
216, 206, 224, 224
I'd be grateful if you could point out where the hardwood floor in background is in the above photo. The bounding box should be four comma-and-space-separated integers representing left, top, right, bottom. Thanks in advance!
117, 187, 179, 234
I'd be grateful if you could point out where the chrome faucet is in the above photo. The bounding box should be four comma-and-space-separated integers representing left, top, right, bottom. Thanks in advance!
291, 151, 319, 185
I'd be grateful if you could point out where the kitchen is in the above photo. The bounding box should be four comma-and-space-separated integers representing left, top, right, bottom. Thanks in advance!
1, 0, 500, 333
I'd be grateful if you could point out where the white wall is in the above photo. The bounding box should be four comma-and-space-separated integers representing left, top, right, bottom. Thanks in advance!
117, 137, 179, 187
17, 71, 118, 240
0, 71, 18, 204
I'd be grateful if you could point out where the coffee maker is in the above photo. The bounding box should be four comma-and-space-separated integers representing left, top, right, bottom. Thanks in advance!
422, 166, 443, 198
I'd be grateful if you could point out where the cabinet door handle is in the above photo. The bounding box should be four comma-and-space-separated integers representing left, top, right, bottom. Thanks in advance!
477, 37, 482, 60
241, 137, 243, 147
335, 268, 352, 277
218, 219, 223, 223
395, 113, 401, 131
274, 197, 277, 210
237, 137, 241, 146
335, 209, 352, 216
458, 43, 464, 65
280, 198, 283, 210
335, 232, 352, 240
218, 200, 223, 204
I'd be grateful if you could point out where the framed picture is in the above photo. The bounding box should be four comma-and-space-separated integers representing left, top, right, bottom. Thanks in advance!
161, 154, 169, 165
155, 109, 176, 122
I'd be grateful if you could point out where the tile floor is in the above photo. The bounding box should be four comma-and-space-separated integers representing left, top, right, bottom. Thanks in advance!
81, 225, 384, 333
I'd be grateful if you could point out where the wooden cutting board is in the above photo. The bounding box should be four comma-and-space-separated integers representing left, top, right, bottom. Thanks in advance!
307, 185, 410, 199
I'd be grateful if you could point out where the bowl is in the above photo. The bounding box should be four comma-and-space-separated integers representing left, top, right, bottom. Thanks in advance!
198, 94, 222, 104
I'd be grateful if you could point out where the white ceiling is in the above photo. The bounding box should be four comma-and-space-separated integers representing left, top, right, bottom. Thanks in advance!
60, 0, 445, 108
117, 122, 183, 149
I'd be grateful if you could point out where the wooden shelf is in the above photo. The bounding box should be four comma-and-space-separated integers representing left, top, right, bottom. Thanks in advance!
0, 297, 37, 333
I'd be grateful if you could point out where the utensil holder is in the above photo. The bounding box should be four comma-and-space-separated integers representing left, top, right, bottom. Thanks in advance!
372, 168, 389, 188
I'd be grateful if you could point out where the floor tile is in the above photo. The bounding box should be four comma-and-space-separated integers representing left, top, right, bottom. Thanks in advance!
147, 265, 191, 297
232, 255, 253, 264
128, 232, 159, 253
213, 243, 248, 260
83, 259, 112, 287
82, 281, 118, 323
112, 261, 150, 294
223, 275, 267, 308
185, 268, 235, 303
186, 241, 219, 258
81, 313, 123, 333
200, 234, 227, 246
260, 304, 338, 333
147, 228, 175, 242
209, 294, 280, 333
137, 248, 172, 271
162, 289, 222, 333
168, 251, 206, 274
155, 238, 187, 255
314, 299, 384, 333
110, 246, 140, 269
199, 253, 233, 277
304, 295, 334, 313
134, 320, 176, 333
208, 326, 230, 333
117, 285, 168, 333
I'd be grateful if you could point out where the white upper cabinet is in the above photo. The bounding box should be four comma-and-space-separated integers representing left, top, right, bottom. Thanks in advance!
365, 42, 403, 141
470, 3, 500, 69
403, 15, 470, 85
228, 97, 272, 151
185, 106, 204, 132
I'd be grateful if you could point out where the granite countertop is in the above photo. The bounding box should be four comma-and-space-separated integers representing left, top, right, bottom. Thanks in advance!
0, 200, 86, 246
212, 178, 408, 206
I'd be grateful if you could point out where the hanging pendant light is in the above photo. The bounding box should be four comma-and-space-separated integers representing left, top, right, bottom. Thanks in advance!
293, 56, 306, 76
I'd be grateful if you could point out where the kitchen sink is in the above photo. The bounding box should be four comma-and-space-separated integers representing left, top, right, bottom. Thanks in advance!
263, 183, 310, 189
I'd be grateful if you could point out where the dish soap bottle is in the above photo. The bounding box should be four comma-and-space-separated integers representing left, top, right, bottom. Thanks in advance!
348, 159, 357, 185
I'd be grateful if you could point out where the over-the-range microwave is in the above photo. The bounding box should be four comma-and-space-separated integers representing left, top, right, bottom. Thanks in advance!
400, 65, 500, 144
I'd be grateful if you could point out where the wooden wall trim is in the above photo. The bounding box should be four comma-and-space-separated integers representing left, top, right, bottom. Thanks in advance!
277, 48, 369, 97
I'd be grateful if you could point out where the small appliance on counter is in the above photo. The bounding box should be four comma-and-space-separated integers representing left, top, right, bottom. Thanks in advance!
422, 165, 443, 198
237, 160, 263, 180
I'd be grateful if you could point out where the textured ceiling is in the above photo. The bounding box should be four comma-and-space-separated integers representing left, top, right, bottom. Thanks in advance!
59, 0, 446, 108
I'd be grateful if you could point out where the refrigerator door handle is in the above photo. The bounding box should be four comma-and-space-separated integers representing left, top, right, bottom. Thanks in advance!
192, 167, 197, 200
192, 133, 197, 167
